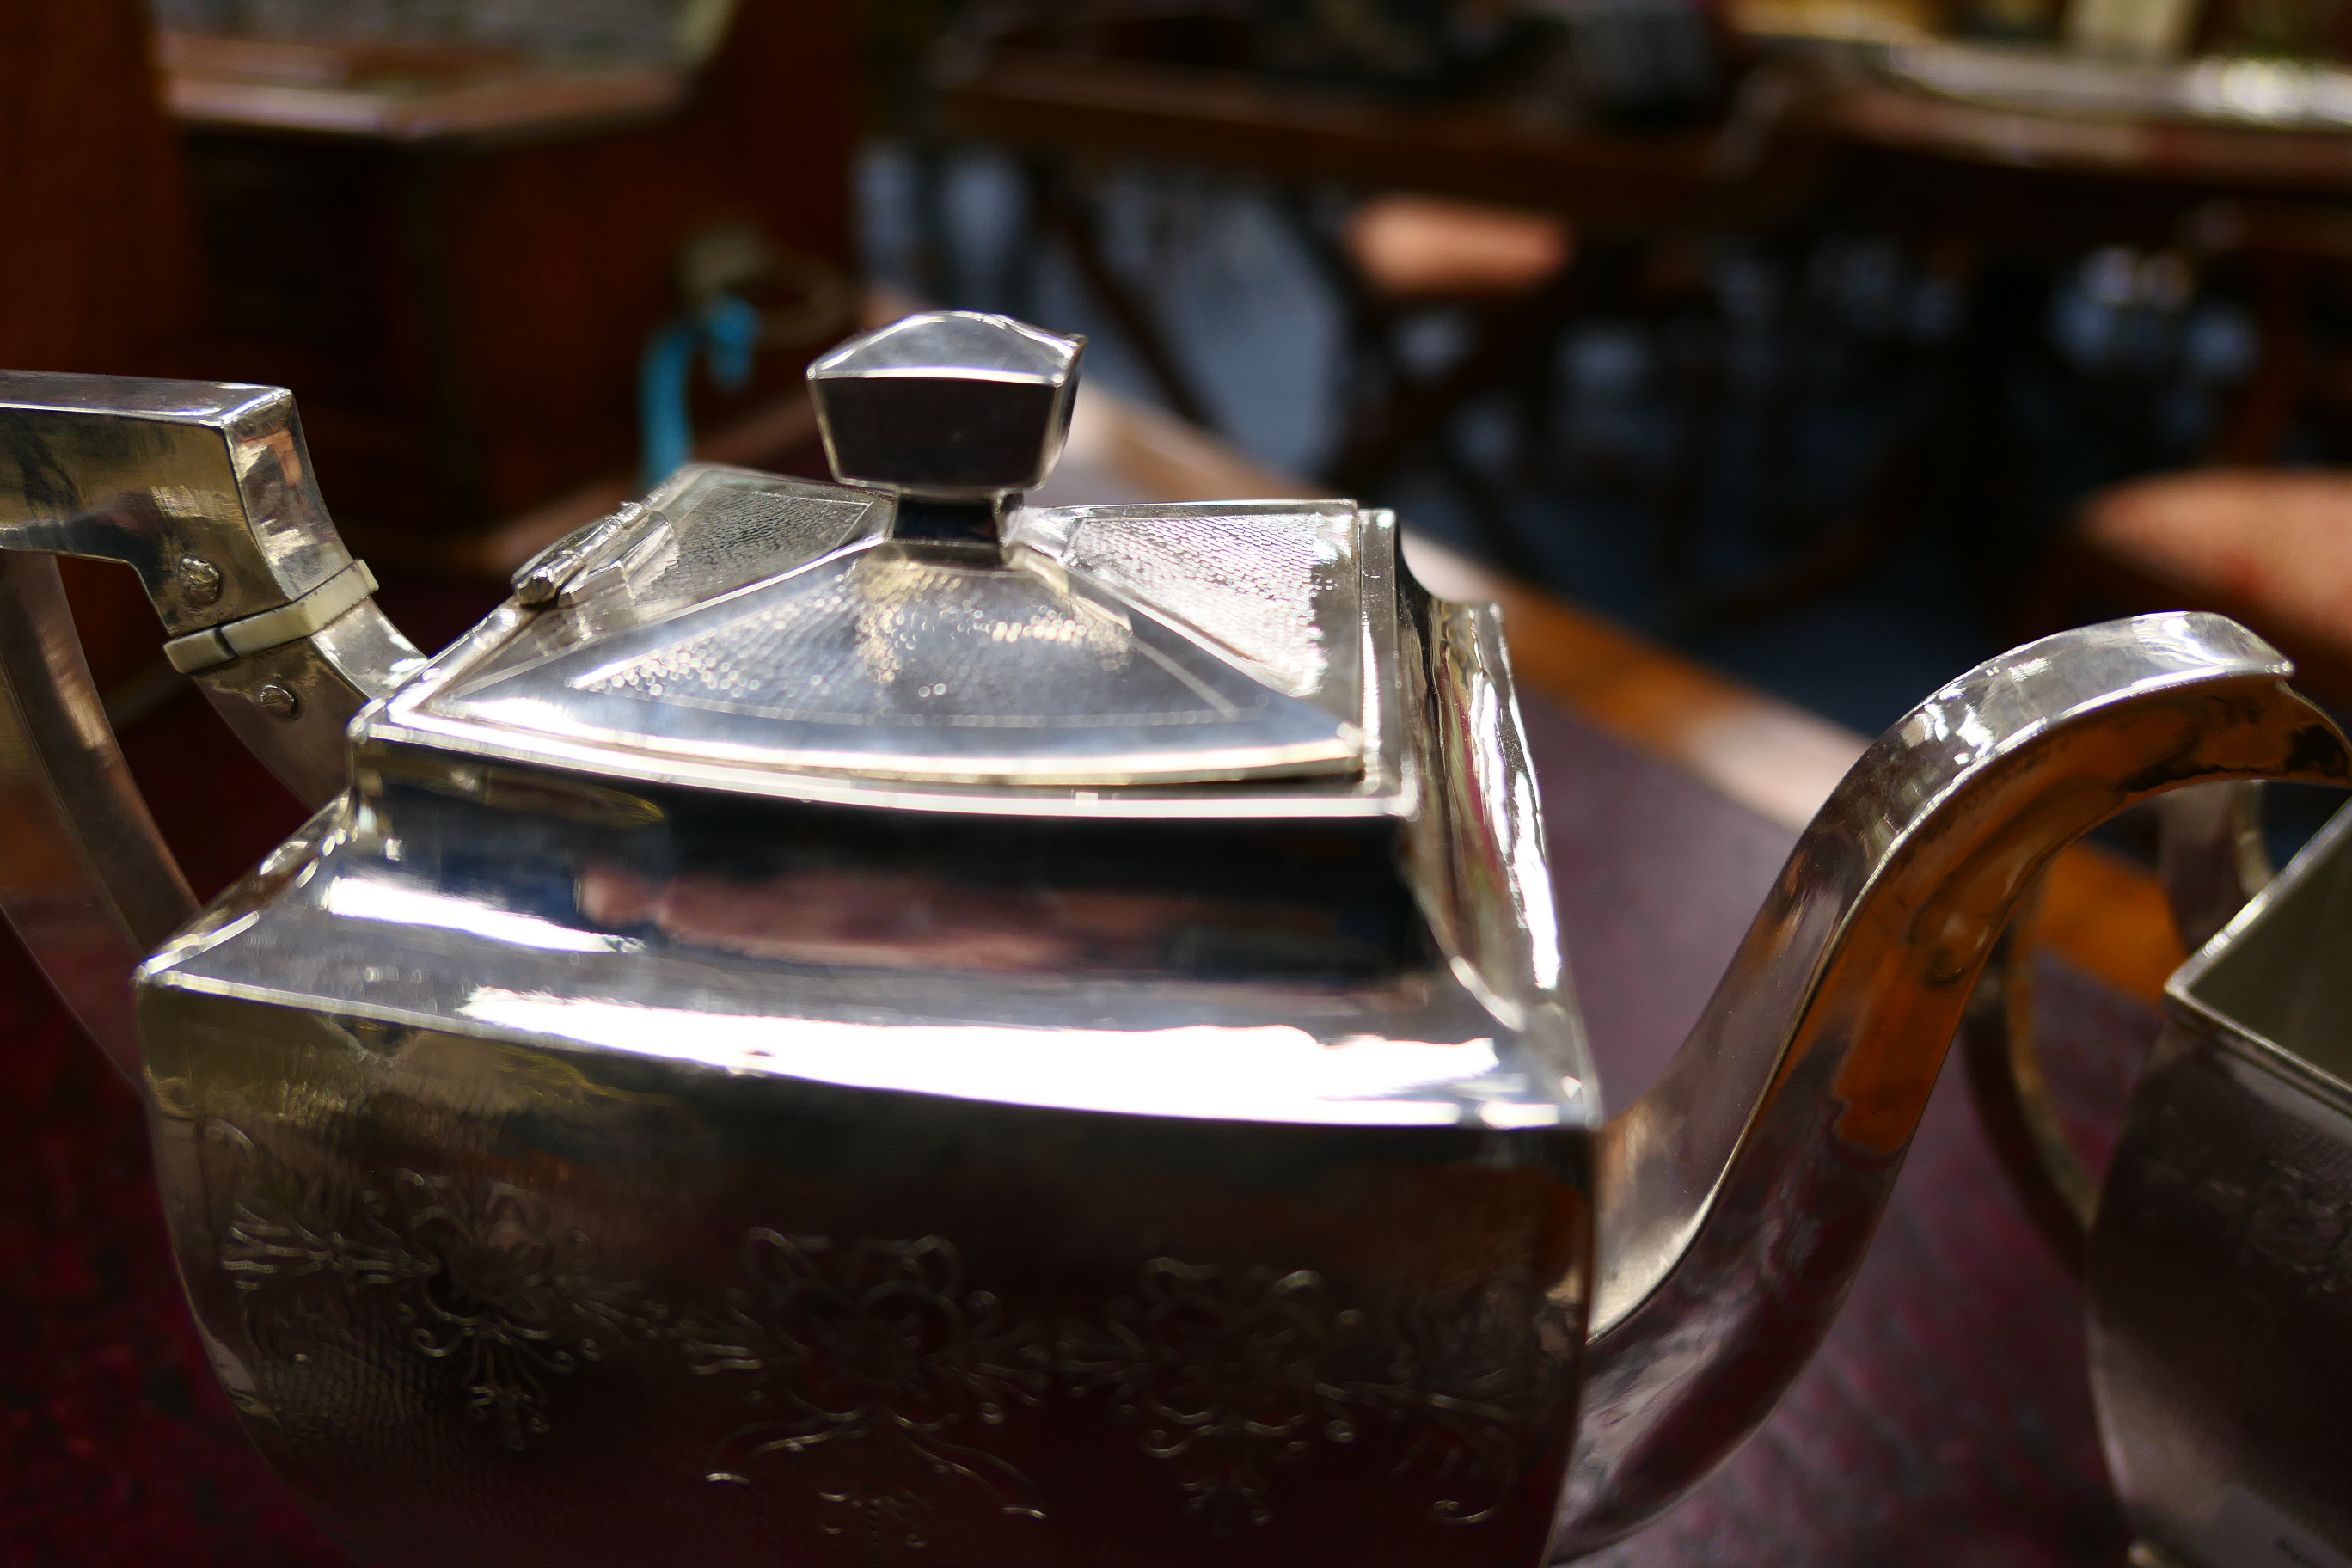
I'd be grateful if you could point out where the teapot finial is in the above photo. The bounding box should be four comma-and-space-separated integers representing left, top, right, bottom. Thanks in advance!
808, 310, 1086, 548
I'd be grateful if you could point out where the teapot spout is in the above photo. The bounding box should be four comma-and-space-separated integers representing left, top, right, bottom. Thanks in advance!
1553, 613, 2349, 1556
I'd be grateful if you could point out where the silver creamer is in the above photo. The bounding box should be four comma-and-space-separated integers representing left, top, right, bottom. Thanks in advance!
1974, 781, 2352, 1568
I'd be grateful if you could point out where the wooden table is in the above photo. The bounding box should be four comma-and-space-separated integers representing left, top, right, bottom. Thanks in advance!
933, 26, 1834, 534
1824, 73, 2352, 250
936, 44, 1826, 239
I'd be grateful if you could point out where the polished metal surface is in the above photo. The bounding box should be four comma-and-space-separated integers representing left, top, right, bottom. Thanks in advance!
810, 311, 1082, 505
1553, 613, 2351, 1555
389, 475, 1400, 808
15, 321, 2352, 1566
140, 557, 1598, 1568
2157, 780, 2275, 954
2092, 805, 2352, 1568
0, 371, 422, 1075
0, 371, 424, 804
0, 372, 352, 628
415, 494, 1371, 792
1960, 885, 2103, 1276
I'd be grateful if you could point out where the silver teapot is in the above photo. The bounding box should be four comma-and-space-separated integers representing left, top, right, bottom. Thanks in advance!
3, 311, 2347, 1567
1972, 781, 2352, 1568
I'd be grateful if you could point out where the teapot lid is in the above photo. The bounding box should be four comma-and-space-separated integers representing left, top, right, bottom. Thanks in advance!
371, 314, 1400, 812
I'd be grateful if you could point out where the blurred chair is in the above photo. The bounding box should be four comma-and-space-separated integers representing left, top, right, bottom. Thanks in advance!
2033, 199, 2352, 707
2043, 468, 2352, 707
1343, 193, 1576, 299
938, 4, 1825, 574
1314, 193, 1578, 570
2184, 199, 2352, 465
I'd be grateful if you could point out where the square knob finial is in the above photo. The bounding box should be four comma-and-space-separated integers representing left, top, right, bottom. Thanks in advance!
809, 312, 1086, 501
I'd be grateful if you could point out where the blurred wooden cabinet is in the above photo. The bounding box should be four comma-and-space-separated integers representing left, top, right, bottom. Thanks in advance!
168, 0, 857, 551
0, 0, 213, 693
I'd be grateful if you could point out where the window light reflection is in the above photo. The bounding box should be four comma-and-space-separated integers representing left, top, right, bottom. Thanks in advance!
458, 989, 1553, 1128
322, 878, 629, 954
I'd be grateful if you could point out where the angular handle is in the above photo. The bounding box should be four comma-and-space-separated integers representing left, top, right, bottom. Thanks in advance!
0, 371, 422, 1078
1960, 885, 2101, 1276
1962, 780, 2277, 1275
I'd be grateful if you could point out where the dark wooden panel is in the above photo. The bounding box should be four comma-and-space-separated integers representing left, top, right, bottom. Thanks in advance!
0, 0, 200, 377
0, 0, 210, 690
179, 0, 858, 542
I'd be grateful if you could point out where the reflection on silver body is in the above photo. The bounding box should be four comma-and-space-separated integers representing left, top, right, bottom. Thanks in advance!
3, 312, 2349, 1565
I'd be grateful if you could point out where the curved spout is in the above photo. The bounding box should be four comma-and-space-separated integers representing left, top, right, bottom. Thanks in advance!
1551, 613, 2350, 1557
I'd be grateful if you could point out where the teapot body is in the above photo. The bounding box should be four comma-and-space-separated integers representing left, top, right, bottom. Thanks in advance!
2087, 808, 2352, 1568
133, 463, 1598, 1567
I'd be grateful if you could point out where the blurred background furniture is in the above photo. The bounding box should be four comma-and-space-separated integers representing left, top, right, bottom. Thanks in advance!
933, 3, 1832, 570
1651, 45, 2352, 626
1322, 193, 1578, 565
0, 0, 211, 701
2050, 466, 2352, 707
156, 0, 859, 561
2029, 199, 2352, 712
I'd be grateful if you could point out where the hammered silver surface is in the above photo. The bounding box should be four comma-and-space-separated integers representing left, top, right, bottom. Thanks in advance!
627, 479, 877, 618
432, 542, 1361, 785
416, 485, 1384, 799
1020, 500, 1360, 718
450, 467, 883, 694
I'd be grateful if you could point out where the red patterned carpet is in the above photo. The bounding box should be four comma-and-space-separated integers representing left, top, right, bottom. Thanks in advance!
1, 582, 2140, 1565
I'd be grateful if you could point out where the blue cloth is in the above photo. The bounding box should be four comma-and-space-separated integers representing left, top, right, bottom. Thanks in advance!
637, 292, 763, 492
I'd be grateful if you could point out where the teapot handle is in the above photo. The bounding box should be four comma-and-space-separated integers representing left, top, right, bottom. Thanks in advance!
0, 371, 422, 1079
1961, 780, 2275, 1274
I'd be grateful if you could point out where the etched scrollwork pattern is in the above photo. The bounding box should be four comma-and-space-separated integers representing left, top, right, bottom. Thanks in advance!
678, 1231, 1050, 1560
208, 1121, 663, 1450
203, 1118, 1546, 1550
1055, 1257, 1547, 1535
2240, 1156, 2352, 1298
2133, 1099, 2352, 1314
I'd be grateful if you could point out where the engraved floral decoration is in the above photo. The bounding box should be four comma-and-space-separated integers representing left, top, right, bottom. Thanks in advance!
210, 1122, 662, 1450
1055, 1258, 1545, 1535
678, 1231, 1050, 1559
201, 1110, 1553, 1545
2135, 1104, 2350, 1314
